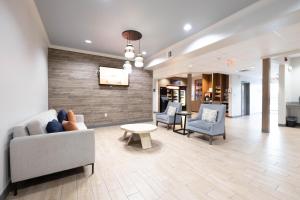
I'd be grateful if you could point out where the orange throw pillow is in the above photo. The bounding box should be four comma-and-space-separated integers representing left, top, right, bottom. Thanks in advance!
63, 121, 78, 131
67, 110, 76, 122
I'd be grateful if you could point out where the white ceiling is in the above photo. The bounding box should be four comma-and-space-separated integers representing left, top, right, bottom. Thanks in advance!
34, 0, 258, 57
148, 0, 300, 79
152, 21, 300, 79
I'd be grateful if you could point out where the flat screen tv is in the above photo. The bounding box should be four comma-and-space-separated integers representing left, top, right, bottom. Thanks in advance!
98, 66, 129, 86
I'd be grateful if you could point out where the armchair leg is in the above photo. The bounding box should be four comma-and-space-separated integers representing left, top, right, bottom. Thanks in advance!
187, 130, 192, 138
167, 124, 170, 130
209, 136, 213, 145
156, 121, 158, 126
223, 133, 226, 140
91, 163, 94, 175
13, 183, 18, 196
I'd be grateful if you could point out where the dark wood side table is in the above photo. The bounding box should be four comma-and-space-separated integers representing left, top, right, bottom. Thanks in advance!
173, 111, 191, 135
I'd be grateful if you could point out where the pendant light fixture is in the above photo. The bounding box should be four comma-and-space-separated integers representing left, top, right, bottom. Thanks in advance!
134, 40, 144, 68
122, 30, 144, 69
124, 44, 135, 59
123, 60, 132, 74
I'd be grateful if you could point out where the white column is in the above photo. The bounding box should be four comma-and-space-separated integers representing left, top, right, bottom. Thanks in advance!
152, 79, 159, 112
278, 64, 286, 125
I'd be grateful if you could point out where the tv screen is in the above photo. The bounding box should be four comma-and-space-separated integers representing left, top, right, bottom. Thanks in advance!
99, 67, 129, 86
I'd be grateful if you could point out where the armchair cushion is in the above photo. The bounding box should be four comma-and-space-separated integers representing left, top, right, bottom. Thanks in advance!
202, 108, 218, 123
167, 106, 176, 116
188, 120, 213, 131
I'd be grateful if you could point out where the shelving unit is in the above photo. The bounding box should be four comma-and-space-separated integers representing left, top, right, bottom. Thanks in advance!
160, 86, 187, 112
202, 73, 229, 115
194, 79, 202, 101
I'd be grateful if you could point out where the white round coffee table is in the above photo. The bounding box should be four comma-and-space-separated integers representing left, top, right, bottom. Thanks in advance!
120, 123, 157, 149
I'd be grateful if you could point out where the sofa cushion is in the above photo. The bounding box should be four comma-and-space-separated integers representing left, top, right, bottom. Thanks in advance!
57, 109, 68, 123
67, 110, 76, 122
18, 110, 58, 133
63, 121, 78, 131
13, 126, 28, 138
202, 108, 218, 123
27, 120, 43, 135
46, 119, 64, 133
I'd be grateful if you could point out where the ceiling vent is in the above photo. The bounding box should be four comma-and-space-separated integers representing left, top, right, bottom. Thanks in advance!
238, 69, 251, 73
238, 66, 255, 73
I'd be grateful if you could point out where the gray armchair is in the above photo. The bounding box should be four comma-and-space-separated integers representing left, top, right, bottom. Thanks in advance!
187, 104, 226, 145
156, 101, 182, 129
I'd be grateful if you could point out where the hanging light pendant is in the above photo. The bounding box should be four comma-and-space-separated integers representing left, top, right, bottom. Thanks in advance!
124, 43, 135, 59
135, 54, 144, 68
134, 39, 144, 67
122, 30, 144, 67
123, 60, 132, 74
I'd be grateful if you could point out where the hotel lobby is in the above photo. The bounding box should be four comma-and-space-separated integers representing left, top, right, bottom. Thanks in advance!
1, 0, 300, 199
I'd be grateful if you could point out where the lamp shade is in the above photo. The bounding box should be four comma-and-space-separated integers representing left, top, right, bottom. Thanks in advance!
134, 54, 144, 68
124, 44, 135, 59
123, 61, 132, 74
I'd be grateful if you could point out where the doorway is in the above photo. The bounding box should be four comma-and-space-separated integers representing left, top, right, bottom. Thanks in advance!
241, 82, 250, 116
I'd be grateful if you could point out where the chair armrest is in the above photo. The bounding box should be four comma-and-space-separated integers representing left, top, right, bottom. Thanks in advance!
188, 115, 202, 122
75, 114, 84, 123
188, 118, 198, 122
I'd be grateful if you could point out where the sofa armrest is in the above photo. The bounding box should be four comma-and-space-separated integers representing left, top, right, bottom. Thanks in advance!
10, 129, 95, 183
75, 114, 84, 123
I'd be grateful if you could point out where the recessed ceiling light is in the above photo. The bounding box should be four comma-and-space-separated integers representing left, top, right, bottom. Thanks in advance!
85, 40, 92, 44
183, 24, 192, 32
142, 51, 147, 55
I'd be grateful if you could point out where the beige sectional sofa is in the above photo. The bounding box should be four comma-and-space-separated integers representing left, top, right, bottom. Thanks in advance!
9, 109, 95, 195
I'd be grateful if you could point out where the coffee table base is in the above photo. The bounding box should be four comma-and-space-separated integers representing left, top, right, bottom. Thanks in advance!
126, 132, 152, 149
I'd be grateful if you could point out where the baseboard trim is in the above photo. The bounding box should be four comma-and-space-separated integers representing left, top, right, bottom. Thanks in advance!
279, 123, 300, 127
0, 182, 11, 200
88, 119, 153, 129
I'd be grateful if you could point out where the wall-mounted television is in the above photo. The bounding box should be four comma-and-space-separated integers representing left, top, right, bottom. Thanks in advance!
98, 66, 129, 86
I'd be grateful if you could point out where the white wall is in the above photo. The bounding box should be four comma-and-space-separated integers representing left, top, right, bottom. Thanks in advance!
0, 0, 48, 194
286, 57, 300, 102
229, 74, 262, 117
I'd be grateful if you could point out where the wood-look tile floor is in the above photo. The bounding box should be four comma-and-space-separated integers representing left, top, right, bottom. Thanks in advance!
7, 114, 300, 200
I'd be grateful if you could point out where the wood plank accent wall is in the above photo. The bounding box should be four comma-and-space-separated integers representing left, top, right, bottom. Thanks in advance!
48, 48, 153, 127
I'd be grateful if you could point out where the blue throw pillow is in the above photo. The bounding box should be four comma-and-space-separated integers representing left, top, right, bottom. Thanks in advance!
57, 109, 68, 123
46, 119, 64, 133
